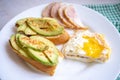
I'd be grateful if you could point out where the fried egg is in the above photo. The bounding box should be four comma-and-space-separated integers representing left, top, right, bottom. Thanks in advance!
62, 30, 111, 62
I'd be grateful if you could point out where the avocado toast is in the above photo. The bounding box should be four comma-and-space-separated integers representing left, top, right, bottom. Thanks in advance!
16, 17, 70, 45
9, 33, 63, 76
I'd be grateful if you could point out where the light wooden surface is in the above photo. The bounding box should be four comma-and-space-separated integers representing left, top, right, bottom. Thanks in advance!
0, 0, 119, 30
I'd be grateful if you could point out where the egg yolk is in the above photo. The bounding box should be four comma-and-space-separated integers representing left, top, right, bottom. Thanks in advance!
82, 36, 104, 58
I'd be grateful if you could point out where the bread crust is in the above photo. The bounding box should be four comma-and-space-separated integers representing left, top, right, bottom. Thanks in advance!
9, 41, 64, 76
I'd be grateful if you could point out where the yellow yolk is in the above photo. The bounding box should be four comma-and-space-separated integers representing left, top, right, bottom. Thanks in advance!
82, 36, 104, 58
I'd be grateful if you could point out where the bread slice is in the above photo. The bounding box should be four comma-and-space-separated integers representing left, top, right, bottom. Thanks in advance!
9, 34, 64, 76
9, 41, 63, 76
15, 17, 70, 45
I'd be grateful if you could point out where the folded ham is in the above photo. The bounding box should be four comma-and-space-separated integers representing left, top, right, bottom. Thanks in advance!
64, 5, 87, 29
42, 2, 56, 17
42, 2, 87, 29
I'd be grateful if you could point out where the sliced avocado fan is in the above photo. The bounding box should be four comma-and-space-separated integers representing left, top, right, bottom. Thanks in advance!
30, 36, 59, 65
16, 17, 64, 36
27, 18, 64, 36
9, 34, 29, 58
9, 33, 59, 66
18, 34, 47, 51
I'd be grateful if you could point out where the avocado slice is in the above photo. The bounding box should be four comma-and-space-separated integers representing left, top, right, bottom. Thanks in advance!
17, 24, 27, 32
18, 34, 47, 51
15, 34, 53, 66
9, 35, 29, 57
16, 18, 27, 32
10, 33, 59, 66
27, 48, 53, 66
17, 25, 37, 35
16, 18, 35, 27
30, 36, 59, 65
16, 18, 37, 35
16, 18, 27, 27
24, 27, 37, 35
27, 18, 64, 36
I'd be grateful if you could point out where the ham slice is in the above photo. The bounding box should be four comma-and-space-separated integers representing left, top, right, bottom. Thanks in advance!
50, 2, 66, 27
50, 2, 62, 18
41, 2, 56, 17
64, 5, 87, 29
58, 6, 75, 29
42, 2, 87, 29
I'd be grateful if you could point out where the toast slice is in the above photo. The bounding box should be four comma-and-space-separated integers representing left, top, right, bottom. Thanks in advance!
15, 17, 70, 45
10, 48, 57, 75
9, 34, 64, 76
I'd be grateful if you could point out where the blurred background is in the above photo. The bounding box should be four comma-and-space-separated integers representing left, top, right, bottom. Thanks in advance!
0, 0, 120, 30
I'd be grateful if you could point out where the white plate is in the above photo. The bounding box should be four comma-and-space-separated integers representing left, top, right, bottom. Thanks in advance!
0, 3, 120, 80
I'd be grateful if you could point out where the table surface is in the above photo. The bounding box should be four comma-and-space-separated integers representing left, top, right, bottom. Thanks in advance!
0, 0, 120, 30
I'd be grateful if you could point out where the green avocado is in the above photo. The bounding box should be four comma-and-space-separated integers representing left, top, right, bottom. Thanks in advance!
30, 36, 59, 65
16, 18, 27, 32
16, 18, 27, 27
27, 48, 53, 66
17, 23, 37, 35
18, 34, 47, 51
10, 34, 51, 65
10, 33, 59, 66
9, 34, 29, 58
27, 18, 64, 36
17, 24, 27, 32
16, 18, 37, 35
24, 27, 37, 35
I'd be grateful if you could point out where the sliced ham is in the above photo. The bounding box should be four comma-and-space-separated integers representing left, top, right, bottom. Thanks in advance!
42, 2, 87, 29
50, 2, 62, 18
50, 2, 66, 27
41, 2, 56, 17
64, 5, 87, 29
58, 6, 75, 29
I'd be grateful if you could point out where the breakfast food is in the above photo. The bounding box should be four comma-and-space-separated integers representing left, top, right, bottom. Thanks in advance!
50, 2, 62, 18
8, 2, 112, 77
16, 18, 37, 35
64, 5, 86, 29
58, 6, 75, 29
42, 2, 66, 27
42, 2, 87, 29
62, 30, 111, 62
42, 2, 56, 17
16, 17, 70, 45
50, 2, 67, 27
9, 33, 64, 76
